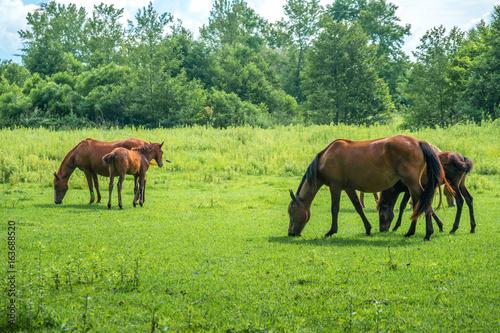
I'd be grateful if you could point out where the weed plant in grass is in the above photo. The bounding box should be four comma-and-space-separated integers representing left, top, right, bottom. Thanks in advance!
1, 124, 499, 332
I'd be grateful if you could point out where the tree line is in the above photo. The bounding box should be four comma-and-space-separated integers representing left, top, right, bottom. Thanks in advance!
0, 0, 499, 129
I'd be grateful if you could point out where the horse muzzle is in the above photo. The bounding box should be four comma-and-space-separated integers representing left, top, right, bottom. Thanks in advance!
54, 199, 62, 204
288, 232, 301, 237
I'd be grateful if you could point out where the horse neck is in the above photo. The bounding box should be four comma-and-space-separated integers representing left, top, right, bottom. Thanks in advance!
298, 179, 322, 209
138, 148, 156, 163
57, 153, 77, 179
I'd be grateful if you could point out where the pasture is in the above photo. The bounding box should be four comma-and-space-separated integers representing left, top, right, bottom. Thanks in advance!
1, 123, 500, 332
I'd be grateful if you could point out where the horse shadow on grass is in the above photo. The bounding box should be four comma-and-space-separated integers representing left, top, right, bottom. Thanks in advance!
34, 203, 106, 210
268, 231, 430, 248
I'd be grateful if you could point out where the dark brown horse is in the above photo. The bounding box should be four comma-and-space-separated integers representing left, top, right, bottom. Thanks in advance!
102, 142, 165, 209
378, 151, 475, 234
53, 138, 149, 204
288, 135, 450, 241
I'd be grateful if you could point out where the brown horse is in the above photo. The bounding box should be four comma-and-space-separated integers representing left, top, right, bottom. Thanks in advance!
378, 151, 475, 234
102, 142, 165, 209
288, 135, 450, 241
53, 138, 149, 204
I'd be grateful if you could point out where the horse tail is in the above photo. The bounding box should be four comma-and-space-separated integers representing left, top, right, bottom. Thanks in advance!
411, 142, 448, 220
102, 152, 115, 165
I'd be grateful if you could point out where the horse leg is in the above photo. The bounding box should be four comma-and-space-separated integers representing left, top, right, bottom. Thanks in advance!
84, 170, 95, 204
403, 184, 423, 238
373, 192, 379, 203
359, 192, 366, 208
393, 191, 411, 232
117, 175, 124, 209
449, 185, 464, 233
325, 187, 341, 237
140, 178, 146, 206
430, 209, 444, 232
107, 174, 114, 209
133, 175, 139, 207
345, 189, 372, 236
93, 173, 101, 203
461, 185, 475, 233
423, 212, 434, 241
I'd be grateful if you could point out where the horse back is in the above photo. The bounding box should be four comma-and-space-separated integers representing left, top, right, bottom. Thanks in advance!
318, 137, 395, 191
75, 138, 148, 176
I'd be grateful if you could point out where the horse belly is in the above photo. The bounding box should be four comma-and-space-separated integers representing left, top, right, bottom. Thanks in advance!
350, 170, 399, 192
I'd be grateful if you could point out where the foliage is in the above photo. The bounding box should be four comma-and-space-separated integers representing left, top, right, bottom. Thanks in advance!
302, 21, 393, 124
1, 1, 500, 128
465, 6, 500, 120
401, 26, 467, 128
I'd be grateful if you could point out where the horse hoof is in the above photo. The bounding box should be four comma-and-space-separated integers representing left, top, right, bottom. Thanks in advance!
449, 229, 457, 234
423, 237, 431, 241
403, 233, 412, 238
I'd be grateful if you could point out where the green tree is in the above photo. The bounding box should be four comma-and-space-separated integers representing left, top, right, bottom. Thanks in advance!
466, 5, 500, 120
0, 60, 31, 87
83, 4, 125, 68
19, 1, 87, 76
200, 0, 268, 50
401, 26, 467, 127
126, 1, 173, 126
0, 76, 32, 128
325, 0, 411, 101
302, 21, 393, 124
281, 0, 323, 101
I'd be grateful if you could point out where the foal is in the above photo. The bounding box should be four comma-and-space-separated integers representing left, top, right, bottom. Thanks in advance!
102, 142, 165, 209
378, 151, 475, 234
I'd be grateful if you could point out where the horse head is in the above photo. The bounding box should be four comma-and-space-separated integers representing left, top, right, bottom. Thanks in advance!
153, 142, 165, 167
53, 172, 68, 204
287, 189, 310, 236
377, 198, 394, 232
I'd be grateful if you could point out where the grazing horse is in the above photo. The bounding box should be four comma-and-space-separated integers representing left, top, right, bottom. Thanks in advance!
102, 142, 165, 209
378, 151, 475, 234
288, 135, 450, 241
53, 138, 149, 204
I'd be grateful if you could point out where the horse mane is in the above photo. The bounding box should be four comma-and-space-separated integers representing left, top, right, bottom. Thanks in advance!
295, 143, 332, 196
132, 143, 157, 153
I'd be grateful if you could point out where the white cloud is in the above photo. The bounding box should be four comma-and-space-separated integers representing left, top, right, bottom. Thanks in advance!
0, 0, 38, 59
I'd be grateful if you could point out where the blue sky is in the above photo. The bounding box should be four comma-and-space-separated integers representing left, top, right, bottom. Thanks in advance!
1, 0, 499, 63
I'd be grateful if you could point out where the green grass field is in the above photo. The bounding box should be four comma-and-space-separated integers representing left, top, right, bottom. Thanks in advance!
1, 124, 500, 332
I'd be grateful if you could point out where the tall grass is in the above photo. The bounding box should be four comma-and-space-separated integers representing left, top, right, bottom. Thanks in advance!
1, 122, 499, 186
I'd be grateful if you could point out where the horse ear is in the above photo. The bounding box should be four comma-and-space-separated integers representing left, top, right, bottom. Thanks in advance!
160, 141, 164, 148
289, 189, 299, 205
53, 172, 60, 180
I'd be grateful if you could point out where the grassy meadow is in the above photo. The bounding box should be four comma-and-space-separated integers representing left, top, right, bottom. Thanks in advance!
1, 123, 500, 332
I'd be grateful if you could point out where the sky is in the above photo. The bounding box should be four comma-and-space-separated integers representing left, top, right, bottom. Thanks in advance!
0, 0, 499, 63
